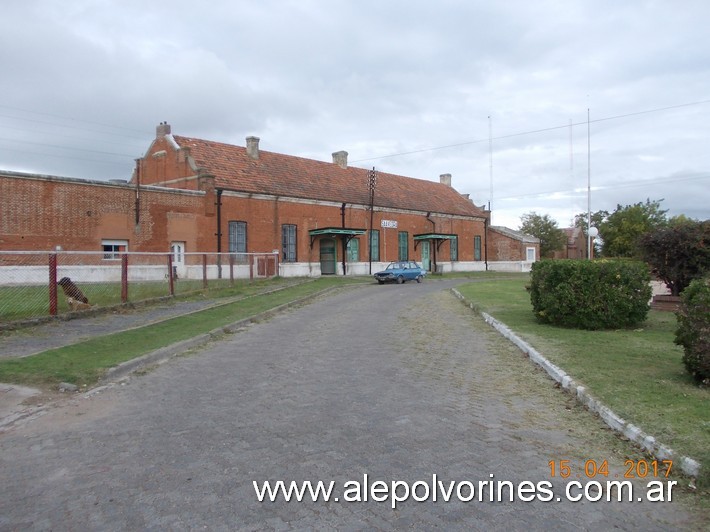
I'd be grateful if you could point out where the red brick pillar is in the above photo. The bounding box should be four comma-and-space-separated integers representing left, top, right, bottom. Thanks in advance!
49, 253, 58, 316
167, 254, 175, 296
121, 253, 128, 303
202, 254, 208, 289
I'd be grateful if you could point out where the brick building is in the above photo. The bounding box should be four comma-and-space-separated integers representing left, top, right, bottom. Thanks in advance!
551, 227, 588, 260
0, 123, 539, 276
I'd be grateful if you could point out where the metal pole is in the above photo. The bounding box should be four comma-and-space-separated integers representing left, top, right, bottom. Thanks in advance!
488, 116, 493, 210
587, 108, 592, 260
368, 167, 377, 275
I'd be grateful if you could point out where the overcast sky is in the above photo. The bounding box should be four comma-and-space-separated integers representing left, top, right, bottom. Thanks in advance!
2, 0, 709, 229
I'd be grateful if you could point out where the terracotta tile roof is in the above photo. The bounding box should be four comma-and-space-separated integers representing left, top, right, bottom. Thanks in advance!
173, 135, 485, 218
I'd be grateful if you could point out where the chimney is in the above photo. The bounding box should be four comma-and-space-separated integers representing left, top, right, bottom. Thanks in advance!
440, 173, 452, 187
156, 121, 171, 137
332, 150, 348, 169
246, 136, 260, 160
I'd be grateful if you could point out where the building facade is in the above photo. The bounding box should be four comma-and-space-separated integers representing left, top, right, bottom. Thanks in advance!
0, 123, 539, 276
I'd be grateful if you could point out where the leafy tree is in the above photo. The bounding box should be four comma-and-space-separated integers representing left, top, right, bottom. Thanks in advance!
520, 212, 566, 258
573, 210, 609, 235
574, 210, 608, 256
669, 214, 697, 226
599, 199, 668, 257
639, 220, 710, 296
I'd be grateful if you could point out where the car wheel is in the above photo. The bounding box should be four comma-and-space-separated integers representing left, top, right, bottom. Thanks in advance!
416, 275, 422, 283
397, 275, 404, 284
377, 279, 384, 284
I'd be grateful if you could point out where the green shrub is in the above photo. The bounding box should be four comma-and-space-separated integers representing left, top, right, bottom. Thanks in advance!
675, 277, 710, 384
530, 259, 651, 330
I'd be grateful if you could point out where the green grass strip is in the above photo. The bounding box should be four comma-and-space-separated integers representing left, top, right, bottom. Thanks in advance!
0, 277, 357, 388
457, 278, 710, 482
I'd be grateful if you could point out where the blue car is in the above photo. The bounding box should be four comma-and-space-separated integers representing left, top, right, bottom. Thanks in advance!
374, 261, 426, 284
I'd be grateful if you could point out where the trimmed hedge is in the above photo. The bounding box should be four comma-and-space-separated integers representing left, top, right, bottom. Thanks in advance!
530, 259, 651, 330
675, 277, 710, 384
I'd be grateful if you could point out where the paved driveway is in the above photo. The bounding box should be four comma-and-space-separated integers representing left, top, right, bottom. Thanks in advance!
0, 281, 699, 530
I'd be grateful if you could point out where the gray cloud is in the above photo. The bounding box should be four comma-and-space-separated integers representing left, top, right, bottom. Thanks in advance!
1, 0, 708, 228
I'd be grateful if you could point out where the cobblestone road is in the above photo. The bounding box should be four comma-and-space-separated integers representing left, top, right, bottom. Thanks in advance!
0, 281, 700, 530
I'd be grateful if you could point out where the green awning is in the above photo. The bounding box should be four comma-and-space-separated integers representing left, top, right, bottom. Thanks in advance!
309, 227, 366, 248
413, 233, 457, 240
414, 233, 458, 251
309, 227, 366, 236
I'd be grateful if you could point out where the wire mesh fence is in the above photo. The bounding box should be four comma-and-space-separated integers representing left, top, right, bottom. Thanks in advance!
0, 251, 279, 325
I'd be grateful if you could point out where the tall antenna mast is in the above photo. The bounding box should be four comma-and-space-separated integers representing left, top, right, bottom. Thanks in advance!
488, 115, 493, 210
587, 108, 592, 259
569, 118, 574, 182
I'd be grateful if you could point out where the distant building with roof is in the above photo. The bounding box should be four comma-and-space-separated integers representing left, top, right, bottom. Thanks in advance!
552, 227, 588, 260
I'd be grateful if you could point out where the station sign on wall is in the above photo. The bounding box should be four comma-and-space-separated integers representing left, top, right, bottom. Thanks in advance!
381, 220, 398, 229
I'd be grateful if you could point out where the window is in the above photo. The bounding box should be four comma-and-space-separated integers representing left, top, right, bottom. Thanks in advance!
474, 235, 482, 261
282, 224, 297, 262
228, 221, 247, 263
526, 247, 536, 262
369, 229, 380, 262
102, 239, 127, 260
450, 236, 458, 261
398, 231, 408, 261
347, 238, 359, 262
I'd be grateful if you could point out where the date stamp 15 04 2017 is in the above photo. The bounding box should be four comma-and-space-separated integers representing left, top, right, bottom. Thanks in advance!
548, 459, 673, 479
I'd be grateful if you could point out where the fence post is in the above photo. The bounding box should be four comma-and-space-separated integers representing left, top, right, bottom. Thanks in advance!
249, 255, 254, 281
274, 253, 279, 278
229, 253, 235, 286
49, 253, 58, 316
202, 254, 208, 289
121, 253, 128, 303
168, 253, 175, 296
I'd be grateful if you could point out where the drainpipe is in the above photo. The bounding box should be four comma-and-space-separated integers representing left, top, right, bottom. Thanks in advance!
134, 159, 141, 226
341, 203, 347, 275
216, 189, 223, 278
426, 212, 436, 273
484, 215, 489, 271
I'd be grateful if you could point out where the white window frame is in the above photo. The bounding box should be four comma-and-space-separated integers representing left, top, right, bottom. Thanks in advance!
526, 247, 536, 262
102, 239, 128, 260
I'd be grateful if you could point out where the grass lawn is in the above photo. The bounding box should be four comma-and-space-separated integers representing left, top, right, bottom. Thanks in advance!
457, 277, 710, 483
0, 276, 298, 323
0, 276, 363, 388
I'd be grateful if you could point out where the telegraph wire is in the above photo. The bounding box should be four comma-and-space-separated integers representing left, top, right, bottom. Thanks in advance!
0, 105, 147, 136
0, 136, 138, 158
351, 99, 710, 163
491, 172, 710, 202
0, 146, 134, 166
0, 113, 148, 140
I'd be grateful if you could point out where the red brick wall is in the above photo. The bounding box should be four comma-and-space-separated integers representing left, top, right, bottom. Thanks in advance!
217, 192, 486, 263
0, 173, 210, 253
486, 228, 539, 262
3, 172, 536, 269
134, 136, 199, 189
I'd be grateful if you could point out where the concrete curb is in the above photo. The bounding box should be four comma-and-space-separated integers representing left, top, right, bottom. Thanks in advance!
450, 287, 701, 479
101, 284, 347, 384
